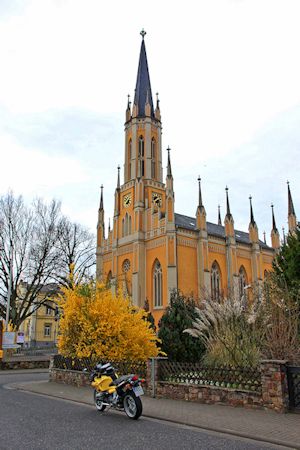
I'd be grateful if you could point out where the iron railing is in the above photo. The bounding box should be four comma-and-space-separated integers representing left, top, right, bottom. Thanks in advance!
158, 360, 262, 393
287, 365, 300, 411
53, 355, 147, 378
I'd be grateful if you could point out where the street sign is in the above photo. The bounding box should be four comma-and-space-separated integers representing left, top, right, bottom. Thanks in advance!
2, 331, 18, 349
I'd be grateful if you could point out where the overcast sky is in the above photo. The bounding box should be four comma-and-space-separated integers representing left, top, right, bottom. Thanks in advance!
0, 0, 299, 245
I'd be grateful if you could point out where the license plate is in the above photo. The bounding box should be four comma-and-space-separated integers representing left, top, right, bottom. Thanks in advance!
133, 385, 144, 397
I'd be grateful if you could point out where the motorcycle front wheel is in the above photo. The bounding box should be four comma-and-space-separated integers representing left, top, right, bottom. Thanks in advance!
123, 392, 142, 420
94, 390, 106, 412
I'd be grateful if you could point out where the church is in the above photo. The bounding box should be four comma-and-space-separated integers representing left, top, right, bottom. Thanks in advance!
96, 32, 298, 324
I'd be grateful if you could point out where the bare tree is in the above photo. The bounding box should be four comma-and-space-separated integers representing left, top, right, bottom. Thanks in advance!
0, 192, 62, 329
55, 217, 96, 289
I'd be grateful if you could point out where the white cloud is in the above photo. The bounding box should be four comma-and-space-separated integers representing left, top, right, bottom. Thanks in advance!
0, 133, 88, 196
0, 0, 299, 241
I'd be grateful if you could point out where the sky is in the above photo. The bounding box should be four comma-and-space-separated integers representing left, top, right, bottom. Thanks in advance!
0, 0, 299, 246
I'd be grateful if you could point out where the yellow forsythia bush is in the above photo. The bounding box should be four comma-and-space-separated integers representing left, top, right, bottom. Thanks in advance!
57, 283, 161, 361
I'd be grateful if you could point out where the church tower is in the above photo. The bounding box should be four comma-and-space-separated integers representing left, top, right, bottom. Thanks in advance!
96, 32, 276, 323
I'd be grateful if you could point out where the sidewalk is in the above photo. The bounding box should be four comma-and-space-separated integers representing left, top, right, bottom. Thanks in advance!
10, 379, 300, 449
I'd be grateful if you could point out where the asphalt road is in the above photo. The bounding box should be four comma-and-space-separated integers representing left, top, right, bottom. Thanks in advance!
0, 371, 288, 450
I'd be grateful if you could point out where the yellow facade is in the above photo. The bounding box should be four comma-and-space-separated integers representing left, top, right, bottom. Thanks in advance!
19, 286, 59, 347
96, 35, 283, 325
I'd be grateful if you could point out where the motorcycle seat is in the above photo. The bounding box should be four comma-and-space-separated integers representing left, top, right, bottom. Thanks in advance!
113, 374, 135, 385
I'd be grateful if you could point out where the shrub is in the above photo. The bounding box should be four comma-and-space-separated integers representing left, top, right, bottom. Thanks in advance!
158, 291, 205, 362
57, 283, 161, 361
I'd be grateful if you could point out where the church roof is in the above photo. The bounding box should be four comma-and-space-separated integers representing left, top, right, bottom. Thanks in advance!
175, 213, 271, 250
133, 38, 155, 118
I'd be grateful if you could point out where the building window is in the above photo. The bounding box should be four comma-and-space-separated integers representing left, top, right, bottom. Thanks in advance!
238, 266, 248, 303
153, 260, 163, 307
151, 138, 156, 179
128, 139, 132, 180
211, 262, 221, 301
45, 305, 52, 315
106, 271, 112, 287
122, 259, 131, 273
122, 213, 132, 237
44, 324, 51, 337
138, 136, 144, 177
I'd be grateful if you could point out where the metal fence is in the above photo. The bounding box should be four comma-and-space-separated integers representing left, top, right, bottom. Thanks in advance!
53, 355, 147, 378
158, 360, 262, 393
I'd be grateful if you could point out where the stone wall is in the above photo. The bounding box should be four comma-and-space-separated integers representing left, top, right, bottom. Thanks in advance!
260, 360, 289, 413
155, 382, 262, 408
49, 357, 291, 413
49, 368, 90, 387
0, 359, 50, 370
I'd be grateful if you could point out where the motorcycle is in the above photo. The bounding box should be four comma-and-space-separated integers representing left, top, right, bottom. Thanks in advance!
87, 362, 145, 420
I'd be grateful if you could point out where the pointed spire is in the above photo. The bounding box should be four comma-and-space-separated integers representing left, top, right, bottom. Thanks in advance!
225, 186, 231, 217
271, 204, 277, 231
167, 146, 172, 178
249, 196, 255, 225
99, 184, 104, 210
117, 165, 120, 189
263, 231, 266, 244
218, 205, 222, 226
108, 218, 111, 233
198, 176, 203, 208
287, 181, 296, 216
156, 92, 160, 110
133, 30, 154, 118
127, 94, 131, 110
282, 226, 286, 245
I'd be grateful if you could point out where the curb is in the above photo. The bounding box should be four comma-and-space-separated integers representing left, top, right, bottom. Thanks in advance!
10, 384, 299, 450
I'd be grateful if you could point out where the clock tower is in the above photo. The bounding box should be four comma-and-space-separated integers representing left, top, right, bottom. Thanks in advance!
96, 31, 276, 323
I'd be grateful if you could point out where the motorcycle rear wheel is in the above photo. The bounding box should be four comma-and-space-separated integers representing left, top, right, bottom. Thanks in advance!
94, 389, 106, 412
123, 392, 142, 420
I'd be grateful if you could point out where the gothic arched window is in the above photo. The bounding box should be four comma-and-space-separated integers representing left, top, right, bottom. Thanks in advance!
128, 139, 132, 180
122, 213, 132, 237
151, 138, 156, 179
211, 261, 221, 301
153, 260, 163, 307
106, 271, 112, 288
138, 135, 144, 177
238, 266, 248, 303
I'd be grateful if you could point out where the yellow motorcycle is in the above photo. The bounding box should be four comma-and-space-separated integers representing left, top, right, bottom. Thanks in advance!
89, 362, 145, 420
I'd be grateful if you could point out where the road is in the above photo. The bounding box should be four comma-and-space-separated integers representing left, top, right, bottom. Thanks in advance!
0, 371, 288, 450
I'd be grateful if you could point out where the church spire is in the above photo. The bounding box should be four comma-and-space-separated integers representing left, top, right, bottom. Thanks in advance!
248, 196, 258, 243
99, 184, 104, 210
271, 203, 277, 231
249, 196, 255, 225
271, 203, 280, 251
117, 165, 120, 190
198, 176, 203, 208
196, 176, 206, 231
133, 30, 154, 118
287, 181, 297, 233
218, 205, 222, 226
167, 146, 172, 178
225, 186, 231, 217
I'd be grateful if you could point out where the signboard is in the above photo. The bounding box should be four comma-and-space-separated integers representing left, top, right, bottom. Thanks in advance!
2, 331, 18, 349
17, 332, 25, 344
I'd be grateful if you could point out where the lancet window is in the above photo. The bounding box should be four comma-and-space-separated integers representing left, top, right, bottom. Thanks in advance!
153, 260, 163, 307
122, 213, 132, 237
138, 135, 144, 177
151, 138, 156, 179
128, 139, 132, 180
238, 266, 248, 304
211, 261, 221, 301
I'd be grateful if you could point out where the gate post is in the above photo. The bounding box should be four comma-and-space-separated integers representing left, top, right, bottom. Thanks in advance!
260, 360, 289, 413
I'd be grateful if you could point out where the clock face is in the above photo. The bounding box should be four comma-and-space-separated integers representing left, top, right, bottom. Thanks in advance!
152, 192, 162, 207
123, 194, 132, 207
